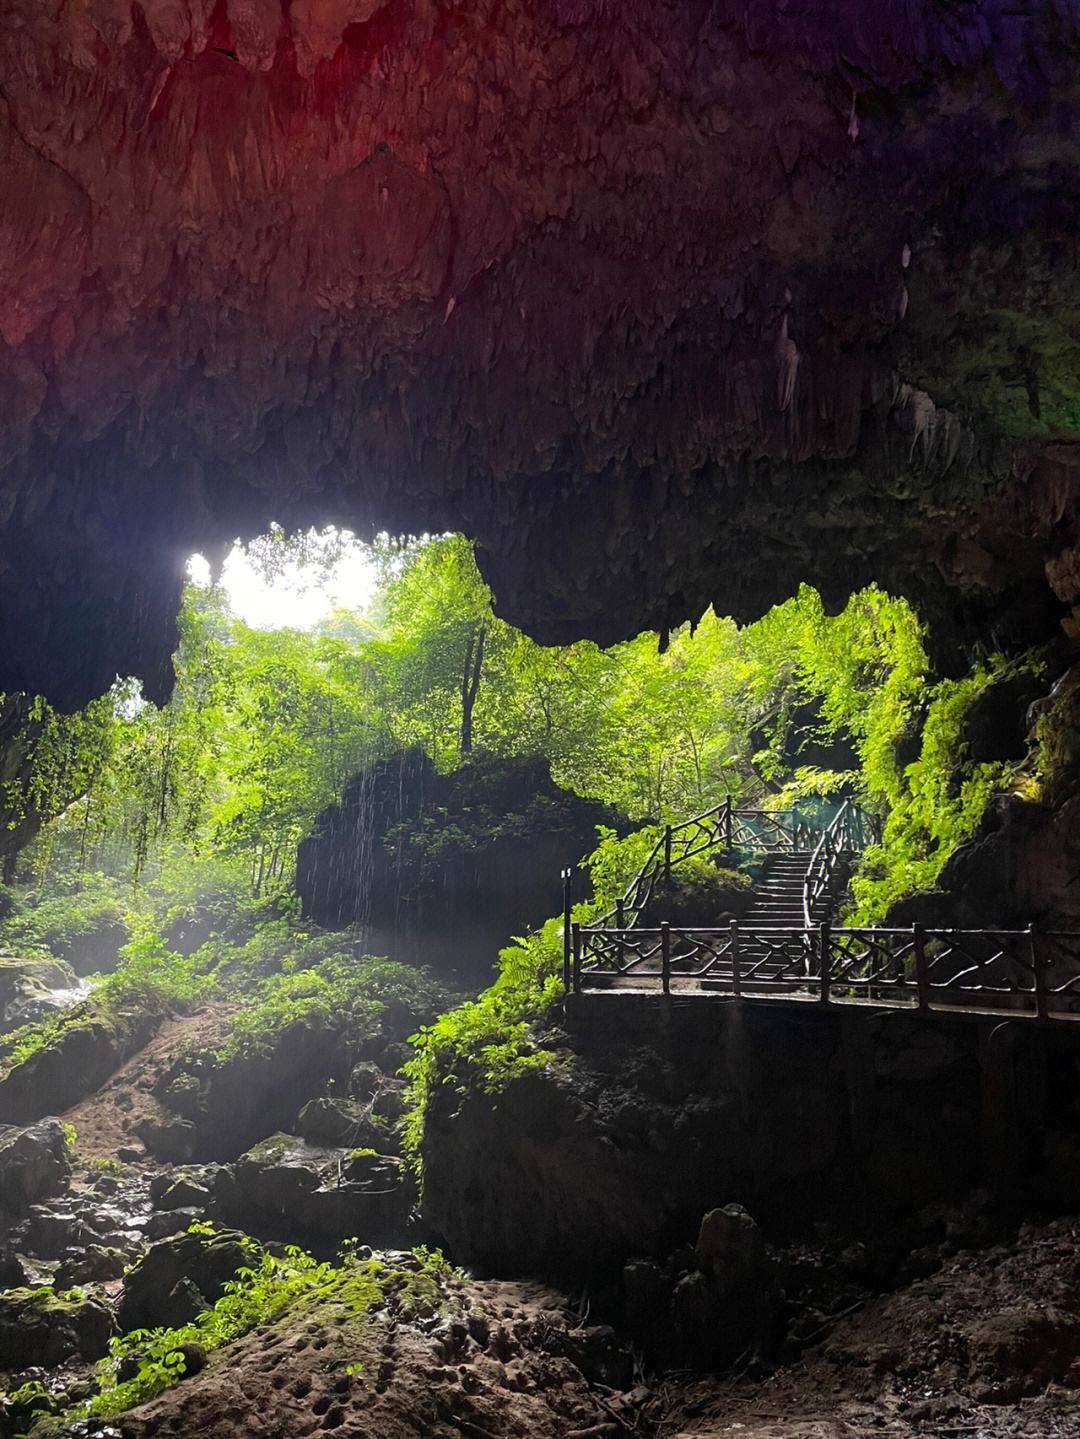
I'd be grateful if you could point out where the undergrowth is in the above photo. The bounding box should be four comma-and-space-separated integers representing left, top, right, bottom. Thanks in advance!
18, 1230, 460, 1429
848, 653, 1044, 921
401, 823, 664, 1166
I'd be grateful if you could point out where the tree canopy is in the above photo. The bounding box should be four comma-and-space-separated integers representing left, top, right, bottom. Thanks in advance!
1, 530, 1040, 920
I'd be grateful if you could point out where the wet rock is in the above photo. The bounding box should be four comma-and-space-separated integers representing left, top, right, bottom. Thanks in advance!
349, 1062, 408, 1121
0, 1285, 117, 1367
149, 1173, 213, 1211
215, 1132, 413, 1246
13, 1183, 151, 1259
118, 1228, 257, 1333
136, 1113, 197, 1162
0, 954, 79, 1036
298, 752, 613, 978
0, 1117, 71, 1218
54, 1244, 129, 1287
144, 1207, 203, 1241
0, 1005, 161, 1124
0, 1247, 27, 1285
295, 1095, 393, 1150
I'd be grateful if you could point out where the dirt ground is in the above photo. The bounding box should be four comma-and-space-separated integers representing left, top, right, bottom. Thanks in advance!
655, 1217, 1080, 1439
99, 1217, 1080, 1439
60, 1004, 239, 1159
115, 1277, 643, 1439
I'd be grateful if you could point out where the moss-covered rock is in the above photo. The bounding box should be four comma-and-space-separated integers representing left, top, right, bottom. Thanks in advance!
641, 863, 753, 928
215, 1132, 413, 1247
118, 1228, 258, 1334
0, 1286, 116, 1369
0, 1003, 161, 1124
0, 1117, 71, 1217
0, 955, 76, 1023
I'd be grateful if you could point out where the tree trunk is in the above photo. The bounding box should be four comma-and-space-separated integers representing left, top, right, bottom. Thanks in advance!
460, 622, 486, 754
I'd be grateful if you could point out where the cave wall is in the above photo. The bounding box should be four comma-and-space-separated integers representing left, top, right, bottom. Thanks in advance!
422, 996, 1080, 1281
3, 3, 1080, 703
296, 751, 612, 973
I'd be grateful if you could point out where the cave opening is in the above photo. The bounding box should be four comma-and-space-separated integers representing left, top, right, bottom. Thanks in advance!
6, 1, 1080, 1431
2, 521, 1078, 1437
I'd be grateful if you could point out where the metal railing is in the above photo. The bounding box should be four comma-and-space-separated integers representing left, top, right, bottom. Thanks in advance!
566, 920, 1080, 1023
572, 797, 875, 935
802, 798, 858, 926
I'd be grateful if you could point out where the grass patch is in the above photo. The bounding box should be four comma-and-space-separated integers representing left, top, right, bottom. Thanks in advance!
21, 1233, 460, 1429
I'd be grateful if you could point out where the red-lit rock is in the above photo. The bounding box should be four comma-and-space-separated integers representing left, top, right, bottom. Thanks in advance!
0, 2, 1079, 702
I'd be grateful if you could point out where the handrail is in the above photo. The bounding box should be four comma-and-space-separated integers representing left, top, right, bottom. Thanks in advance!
567, 919, 1080, 1025
802, 798, 852, 926
581, 796, 876, 935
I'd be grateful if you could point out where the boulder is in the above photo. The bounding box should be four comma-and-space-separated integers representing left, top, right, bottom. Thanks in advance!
695, 1203, 769, 1281
54, 1244, 129, 1287
0, 1118, 71, 1218
0, 1005, 161, 1124
0, 1247, 27, 1285
215, 1132, 413, 1246
144, 1207, 204, 1240
0, 1286, 117, 1368
136, 1113, 197, 1162
118, 1227, 257, 1333
295, 1095, 393, 1150
150, 1173, 214, 1211
0, 954, 79, 1036
13, 1185, 149, 1260
620, 1207, 782, 1368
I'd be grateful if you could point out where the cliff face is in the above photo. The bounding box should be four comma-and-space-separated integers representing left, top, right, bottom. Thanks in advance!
3, 2, 1080, 704
296, 751, 612, 974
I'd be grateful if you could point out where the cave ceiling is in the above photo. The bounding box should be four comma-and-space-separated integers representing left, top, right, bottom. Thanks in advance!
3, 0, 1080, 706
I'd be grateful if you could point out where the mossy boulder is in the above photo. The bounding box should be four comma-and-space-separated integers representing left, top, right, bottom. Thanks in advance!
0, 1286, 116, 1369
641, 863, 753, 928
0, 1003, 161, 1124
118, 1227, 257, 1333
215, 1132, 413, 1246
0, 1118, 71, 1217
295, 1095, 394, 1151
0, 955, 77, 1032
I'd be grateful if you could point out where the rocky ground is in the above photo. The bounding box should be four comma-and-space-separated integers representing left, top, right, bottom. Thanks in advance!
1, 961, 1079, 1439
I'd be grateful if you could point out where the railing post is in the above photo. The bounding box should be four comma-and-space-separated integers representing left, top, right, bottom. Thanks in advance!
561, 868, 573, 992
663, 825, 673, 886
661, 921, 671, 995
1031, 923, 1049, 1020
571, 922, 582, 994
616, 897, 626, 973
819, 921, 831, 1004
724, 797, 733, 855
730, 918, 741, 998
913, 924, 929, 1012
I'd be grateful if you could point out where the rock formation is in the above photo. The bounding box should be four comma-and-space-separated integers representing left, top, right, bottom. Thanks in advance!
297, 751, 613, 971
2, 3, 1080, 705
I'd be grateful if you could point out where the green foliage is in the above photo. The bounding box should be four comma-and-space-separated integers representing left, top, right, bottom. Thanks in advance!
0, 869, 132, 963
401, 920, 567, 1163
848, 655, 1042, 920
38, 1234, 461, 1425
89, 1244, 366, 1418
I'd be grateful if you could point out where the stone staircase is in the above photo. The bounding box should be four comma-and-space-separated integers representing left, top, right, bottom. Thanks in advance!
741, 850, 831, 929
